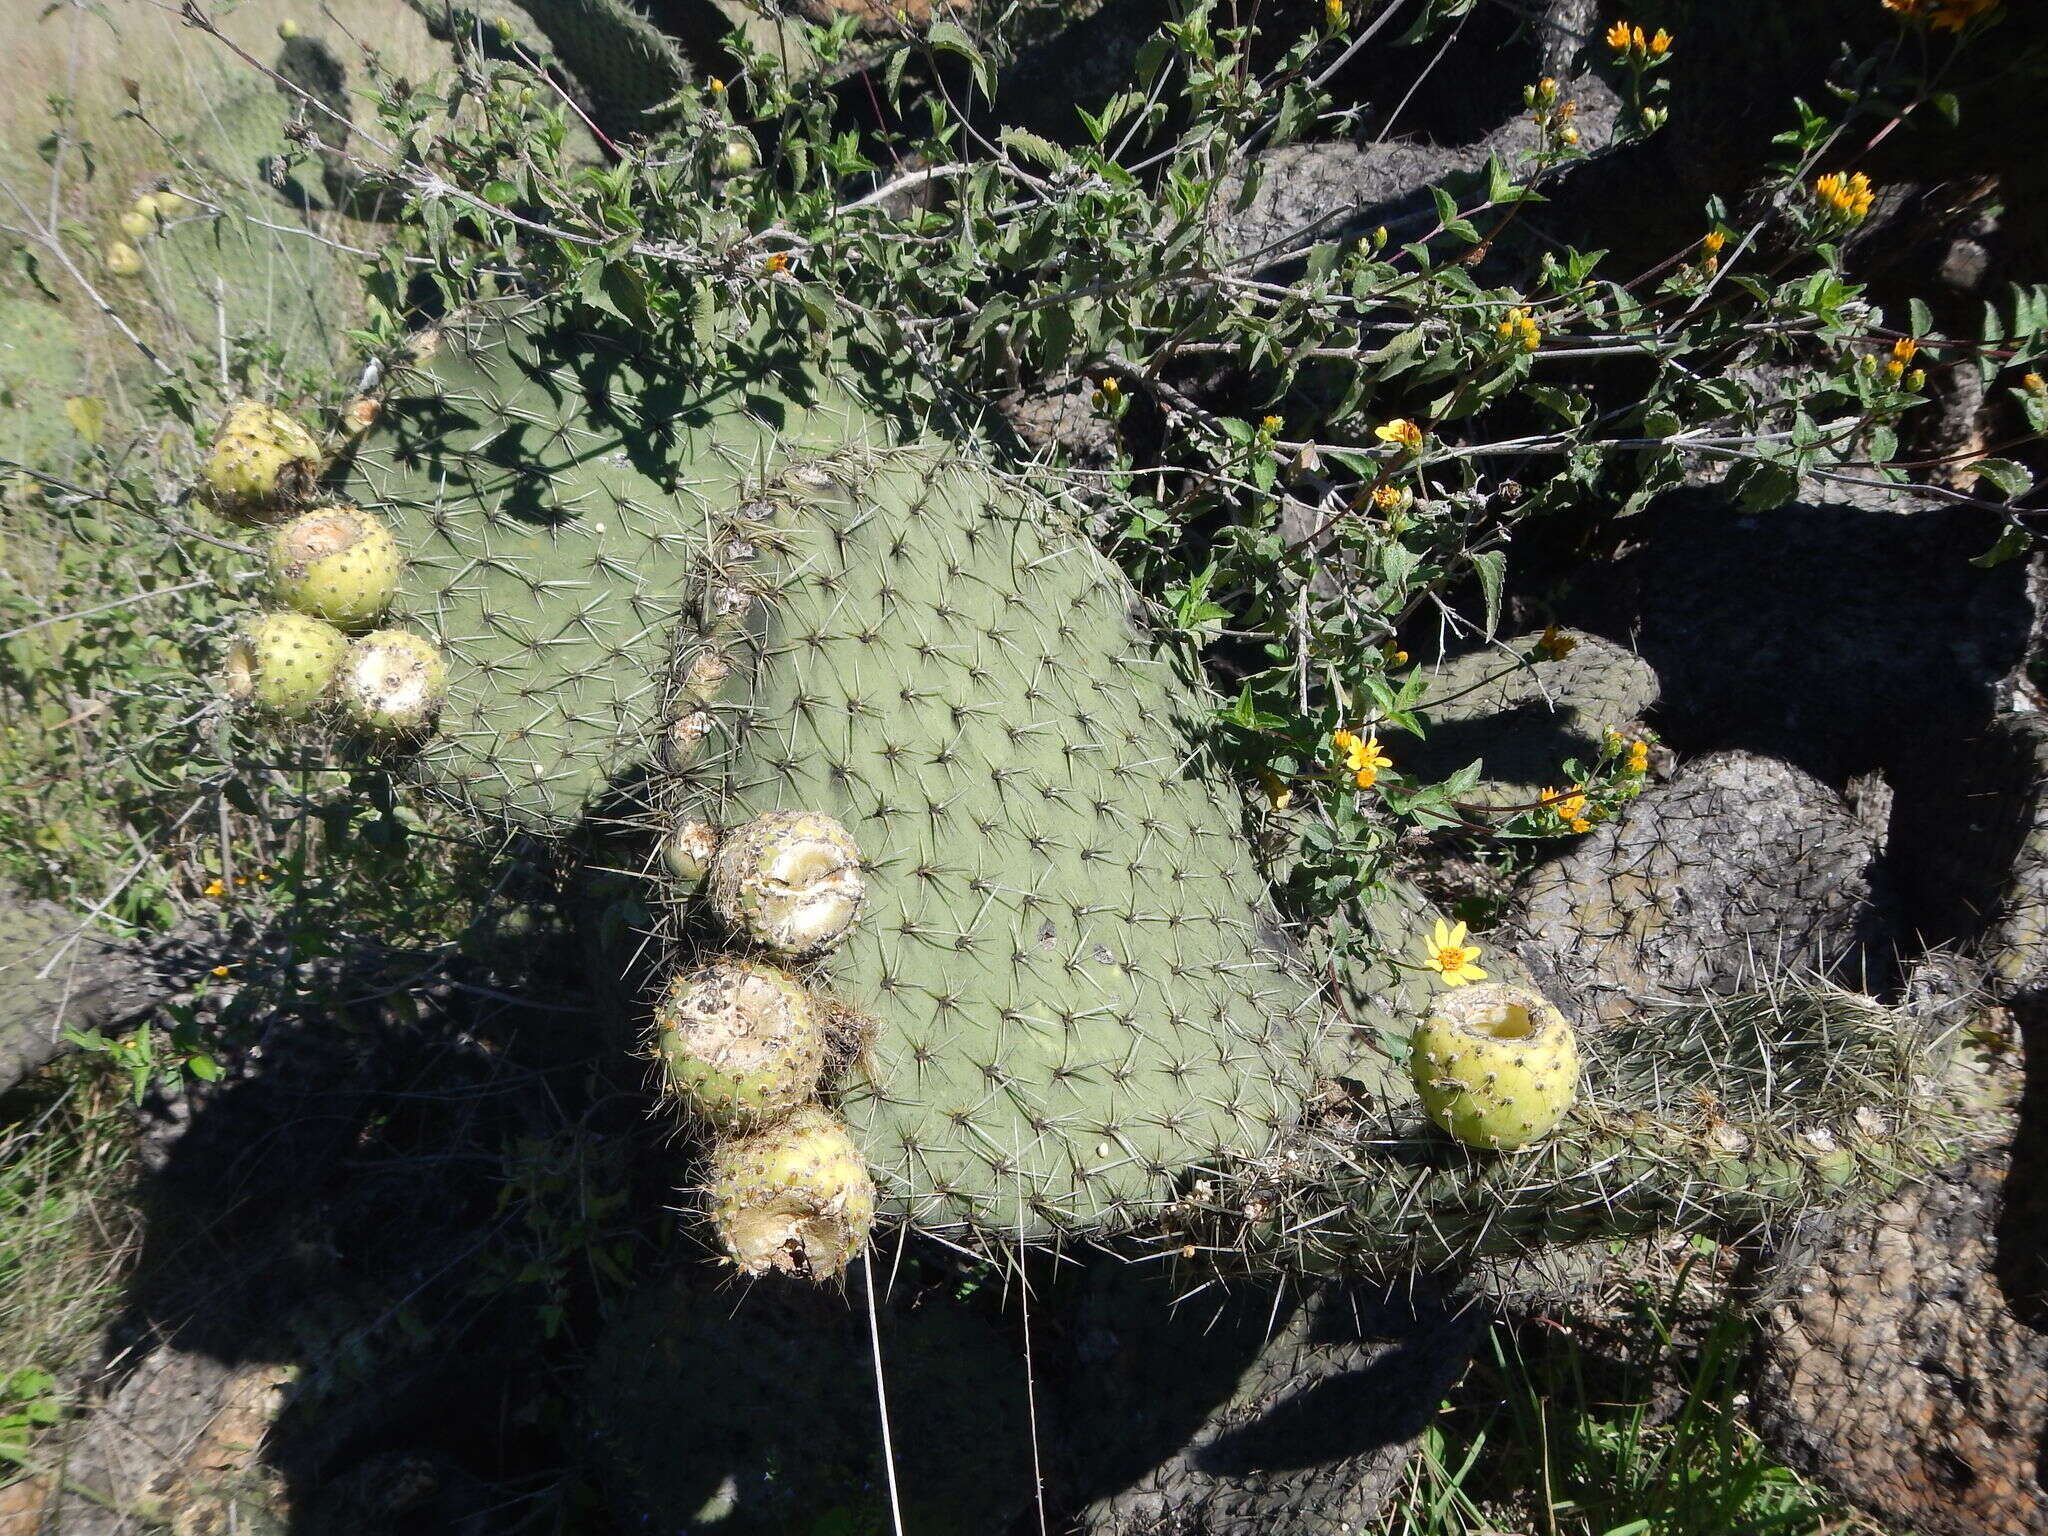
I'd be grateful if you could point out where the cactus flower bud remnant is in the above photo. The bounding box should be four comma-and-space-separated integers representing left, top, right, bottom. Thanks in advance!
200, 400, 323, 522
222, 612, 348, 718
662, 818, 721, 884
1411, 983, 1580, 1150
708, 1105, 877, 1279
709, 810, 866, 958
337, 629, 447, 737
652, 959, 828, 1129
265, 506, 402, 629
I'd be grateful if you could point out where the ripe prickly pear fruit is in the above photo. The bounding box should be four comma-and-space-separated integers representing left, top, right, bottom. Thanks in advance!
336, 629, 447, 737
652, 958, 827, 1129
118, 209, 153, 241
708, 811, 865, 959
152, 190, 188, 218
132, 194, 161, 223
707, 1104, 877, 1280
200, 400, 322, 522
264, 506, 402, 629
1410, 983, 1580, 1150
662, 818, 720, 886
103, 241, 143, 278
222, 612, 348, 718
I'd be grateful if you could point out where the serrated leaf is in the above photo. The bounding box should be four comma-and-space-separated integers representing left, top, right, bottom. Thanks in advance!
1970, 524, 2033, 568
998, 127, 1067, 170
1470, 548, 1505, 639
1969, 456, 2033, 499
926, 21, 994, 97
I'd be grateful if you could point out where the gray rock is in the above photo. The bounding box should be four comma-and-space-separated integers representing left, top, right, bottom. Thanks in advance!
1508, 751, 1898, 1029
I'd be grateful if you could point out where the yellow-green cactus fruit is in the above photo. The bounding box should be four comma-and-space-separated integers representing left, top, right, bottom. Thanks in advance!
1410, 983, 1580, 1151
103, 241, 144, 278
652, 958, 827, 1129
707, 1104, 877, 1281
153, 190, 188, 218
336, 629, 447, 737
222, 612, 347, 718
662, 818, 721, 886
118, 209, 153, 241
707, 810, 866, 958
265, 506, 402, 629
200, 400, 323, 522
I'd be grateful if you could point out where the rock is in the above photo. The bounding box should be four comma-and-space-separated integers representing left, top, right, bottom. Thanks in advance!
1561, 492, 2040, 786
1891, 712, 2048, 1001
1404, 628, 1660, 809
1071, 1271, 1479, 1535
0, 885, 171, 1095
1508, 752, 1898, 1028
1752, 1149, 2048, 1536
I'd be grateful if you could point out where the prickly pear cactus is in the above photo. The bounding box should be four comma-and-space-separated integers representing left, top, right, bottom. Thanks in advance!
322, 296, 1957, 1276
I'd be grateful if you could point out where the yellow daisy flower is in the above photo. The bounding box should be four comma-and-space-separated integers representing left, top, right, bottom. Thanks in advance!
1421, 919, 1487, 987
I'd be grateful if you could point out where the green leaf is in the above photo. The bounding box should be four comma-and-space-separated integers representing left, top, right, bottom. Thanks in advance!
1970, 524, 2034, 568
1969, 456, 2034, 499
998, 127, 1067, 170
925, 21, 995, 98
1470, 548, 1505, 639
62, 396, 105, 446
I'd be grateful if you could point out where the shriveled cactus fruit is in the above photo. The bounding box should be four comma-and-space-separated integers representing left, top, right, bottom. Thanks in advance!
707, 810, 866, 958
709, 1104, 877, 1279
337, 629, 448, 736
202, 401, 323, 522
223, 612, 349, 718
265, 506, 403, 629
651, 957, 828, 1128
1410, 983, 1580, 1150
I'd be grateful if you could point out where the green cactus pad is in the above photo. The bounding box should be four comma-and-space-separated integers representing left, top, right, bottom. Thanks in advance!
708, 1103, 878, 1279
224, 612, 350, 718
651, 957, 828, 1128
1410, 983, 1580, 1150
339, 302, 886, 834
265, 506, 403, 629
659, 448, 1336, 1242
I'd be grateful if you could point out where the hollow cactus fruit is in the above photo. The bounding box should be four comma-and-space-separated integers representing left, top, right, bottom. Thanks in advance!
265, 507, 403, 629
1409, 983, 1580, 1150
709, 1104, 878, 1279
336, 630, 448, 737
223, 612, 349, 718
201, 401, 323, 522
707, 811, 866, 959
652, 958, 829, 1128
328, 298, 1956, 1276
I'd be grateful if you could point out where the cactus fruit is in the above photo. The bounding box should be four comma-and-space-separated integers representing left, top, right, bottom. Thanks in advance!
336, 630, 448, 737
708, 1104, 878, 1279
661, 818, 721, 886
118, 209, 154, 241
222, 612, 349, 718
1409, 983, 1580, 1150
264, 507, 403, 630
103, 241, 144, 278
651, 958, 828, 1128
200, 401, 323, 522
706, 811, 866, 959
